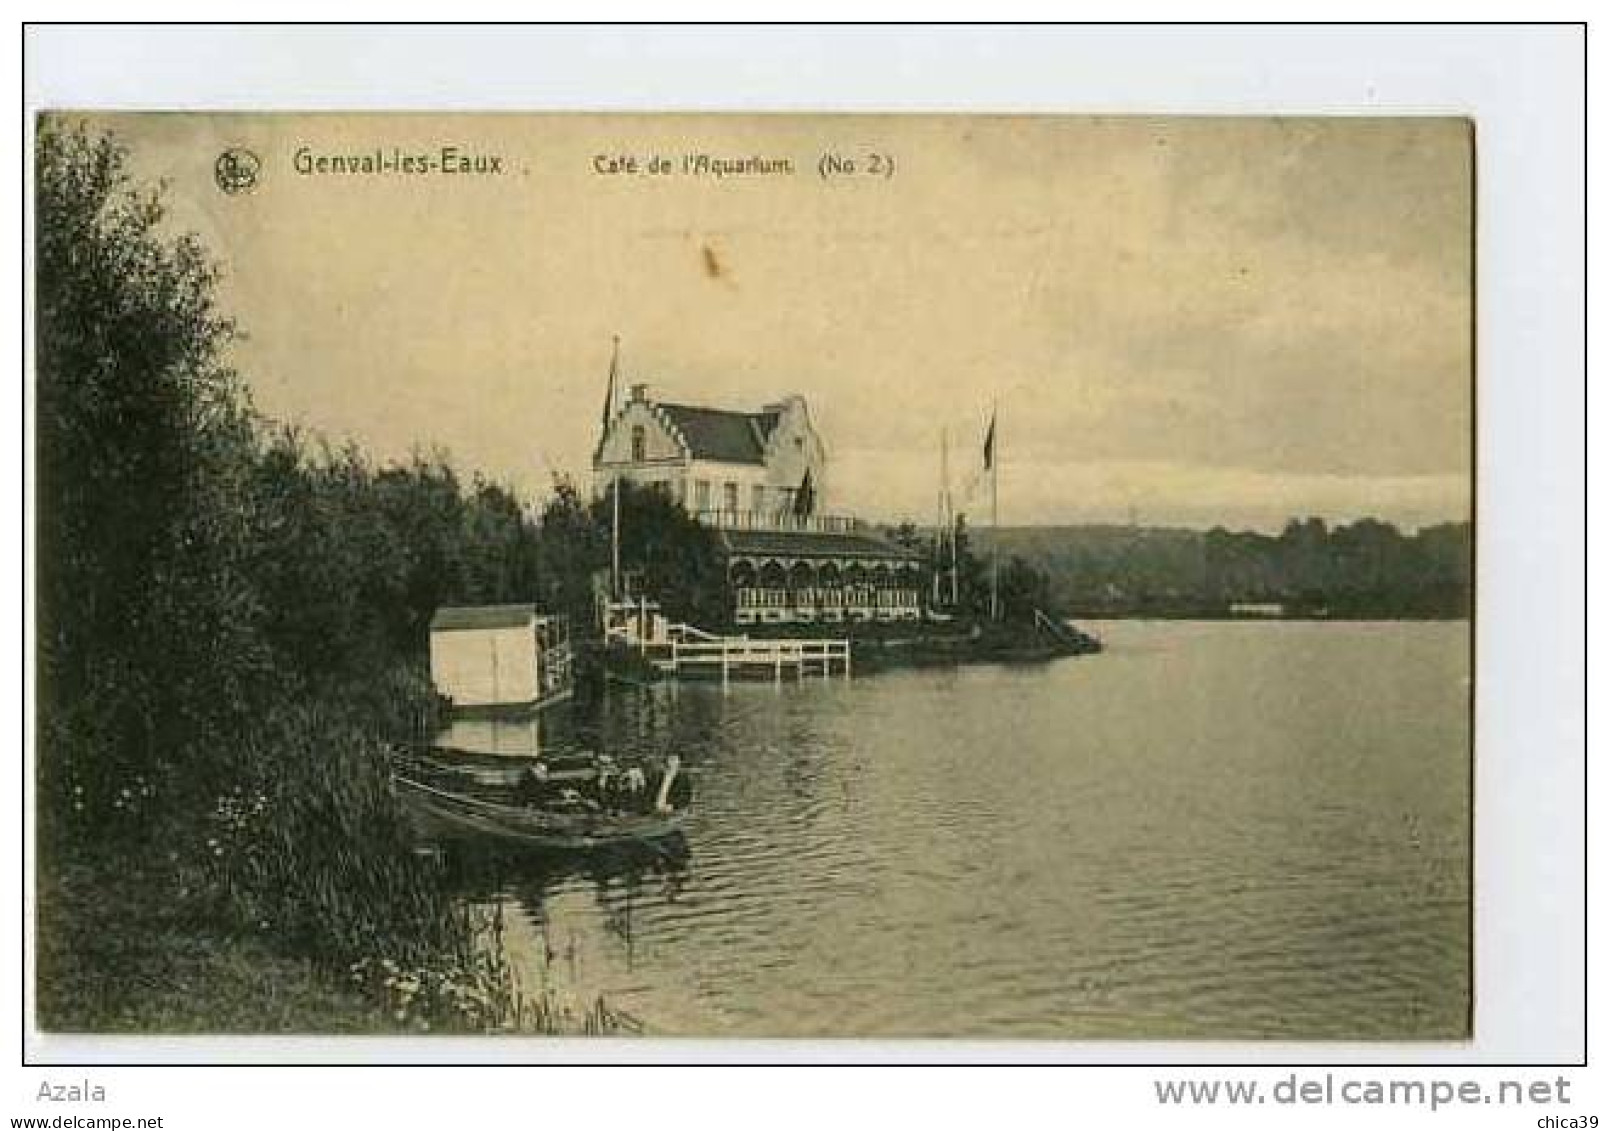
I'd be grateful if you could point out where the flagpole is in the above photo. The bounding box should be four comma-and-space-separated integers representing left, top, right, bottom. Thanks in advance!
950, 507, 959, 607
990, 402, 1000, 622
608, 335, 621, 598
934, 426, 948, 607
947, 428, 959, 606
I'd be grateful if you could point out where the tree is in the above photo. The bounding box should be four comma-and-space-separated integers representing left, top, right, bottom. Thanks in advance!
36, 121, 273, 818
591, 481, 727, 628
997, 555, 1055, 624
950, 514, 989, 618
534, 478, 608, 634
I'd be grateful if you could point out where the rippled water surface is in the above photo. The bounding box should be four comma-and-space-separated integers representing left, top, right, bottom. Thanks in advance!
454, 621, 1470, 1038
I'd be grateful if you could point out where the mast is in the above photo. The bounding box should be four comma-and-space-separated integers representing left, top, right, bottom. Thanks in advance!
934, 426, 949, 607
608, 335, 622, 598
944, 425, 959, 606
989, 403, 999, 622
939, 492, 952, 611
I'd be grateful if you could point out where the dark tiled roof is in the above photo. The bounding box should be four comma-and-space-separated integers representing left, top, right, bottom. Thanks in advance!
430, 604, 537, 631
718, 529, 925, 562
751, 410, 781, 441
658, 403, 768, 464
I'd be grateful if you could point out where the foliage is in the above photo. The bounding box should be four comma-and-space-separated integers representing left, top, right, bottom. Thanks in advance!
37, 121, 274, 823
1202, 517, 1471, 616
529, 478, 726, 632
32, 121, 580, 1031
593, 481, 727, 628
35, 121, 545, 829
246, 433, 543, 685
973, 519, 1472, 618
931, 513, 1054, 624
532, 478, 607, 633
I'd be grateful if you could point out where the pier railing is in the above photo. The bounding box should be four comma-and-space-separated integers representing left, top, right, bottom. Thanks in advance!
603, 597, 852, 680
657, 635, 852, 681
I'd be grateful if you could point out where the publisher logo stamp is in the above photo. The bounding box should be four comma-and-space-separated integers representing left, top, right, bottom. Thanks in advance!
214, 148, 261, 194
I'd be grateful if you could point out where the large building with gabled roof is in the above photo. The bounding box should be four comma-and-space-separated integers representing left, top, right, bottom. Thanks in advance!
593, 380, 924, 626
593, 382, 827, 518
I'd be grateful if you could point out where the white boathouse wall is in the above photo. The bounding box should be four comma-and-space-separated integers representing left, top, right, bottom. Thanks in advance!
429, 620, 540, 708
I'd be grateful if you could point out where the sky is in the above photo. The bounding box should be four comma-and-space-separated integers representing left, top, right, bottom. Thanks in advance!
90, 113, 1472, 532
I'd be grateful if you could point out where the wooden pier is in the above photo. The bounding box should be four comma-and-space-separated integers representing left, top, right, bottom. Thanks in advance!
654, 634, 852, 681
603, 600, 851, 682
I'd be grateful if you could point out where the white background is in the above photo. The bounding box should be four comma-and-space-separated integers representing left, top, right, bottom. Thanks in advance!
11, 15, 1592, 1130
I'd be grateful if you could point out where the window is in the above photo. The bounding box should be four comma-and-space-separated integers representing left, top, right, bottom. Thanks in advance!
695, 480, 711, 510
631, 425, 646, 463
724, 482, 739, 513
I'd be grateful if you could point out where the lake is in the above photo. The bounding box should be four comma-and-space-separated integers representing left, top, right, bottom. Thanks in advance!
444, 620, 1471, 1039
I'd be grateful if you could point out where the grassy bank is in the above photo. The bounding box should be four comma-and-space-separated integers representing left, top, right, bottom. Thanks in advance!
37, 670, 629, 1036
37, 829, 631, 1036
37, 855, 387, 1034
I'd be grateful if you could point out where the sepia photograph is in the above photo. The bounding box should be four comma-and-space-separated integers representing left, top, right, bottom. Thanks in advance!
33, 110, 1475, 1041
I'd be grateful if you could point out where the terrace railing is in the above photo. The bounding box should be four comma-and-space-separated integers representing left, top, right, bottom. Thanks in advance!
694, 510, 864, 534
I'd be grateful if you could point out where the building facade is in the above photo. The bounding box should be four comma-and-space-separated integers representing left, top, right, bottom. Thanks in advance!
593, 384, 924, 626
594, 384, 828, 520
719, 527, 924, 626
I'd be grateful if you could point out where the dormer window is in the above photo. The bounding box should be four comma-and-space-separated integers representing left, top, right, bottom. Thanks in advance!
631, 425, 646, 463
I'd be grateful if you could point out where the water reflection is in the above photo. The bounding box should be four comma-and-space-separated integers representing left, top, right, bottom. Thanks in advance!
437, 835, 695, 1024
433, 713, 546, 759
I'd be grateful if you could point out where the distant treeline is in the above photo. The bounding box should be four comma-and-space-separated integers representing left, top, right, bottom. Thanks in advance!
965, 519, 1471, 619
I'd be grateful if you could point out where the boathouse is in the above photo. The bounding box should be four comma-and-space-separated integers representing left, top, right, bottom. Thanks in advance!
428, 604, 573, 710
594, 381, 925, 626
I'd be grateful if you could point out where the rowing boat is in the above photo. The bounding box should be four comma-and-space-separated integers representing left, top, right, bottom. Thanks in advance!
394, 773, 686, 851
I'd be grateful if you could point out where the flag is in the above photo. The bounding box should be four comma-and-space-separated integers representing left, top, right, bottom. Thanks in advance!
601, 335, 620, 430
982, 412, 996, 472
794, 468, 815, 516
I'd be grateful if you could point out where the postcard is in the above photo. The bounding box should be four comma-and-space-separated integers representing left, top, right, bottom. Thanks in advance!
33, 112, 1472, 1040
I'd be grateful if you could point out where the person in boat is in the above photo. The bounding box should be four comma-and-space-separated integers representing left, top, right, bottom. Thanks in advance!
515, 761, 553, 808
553, 786, 599, 813
622, 766, 649, 814
595, 755, 625, 811
664, 761, 693, 811
597, 760, 644, 815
